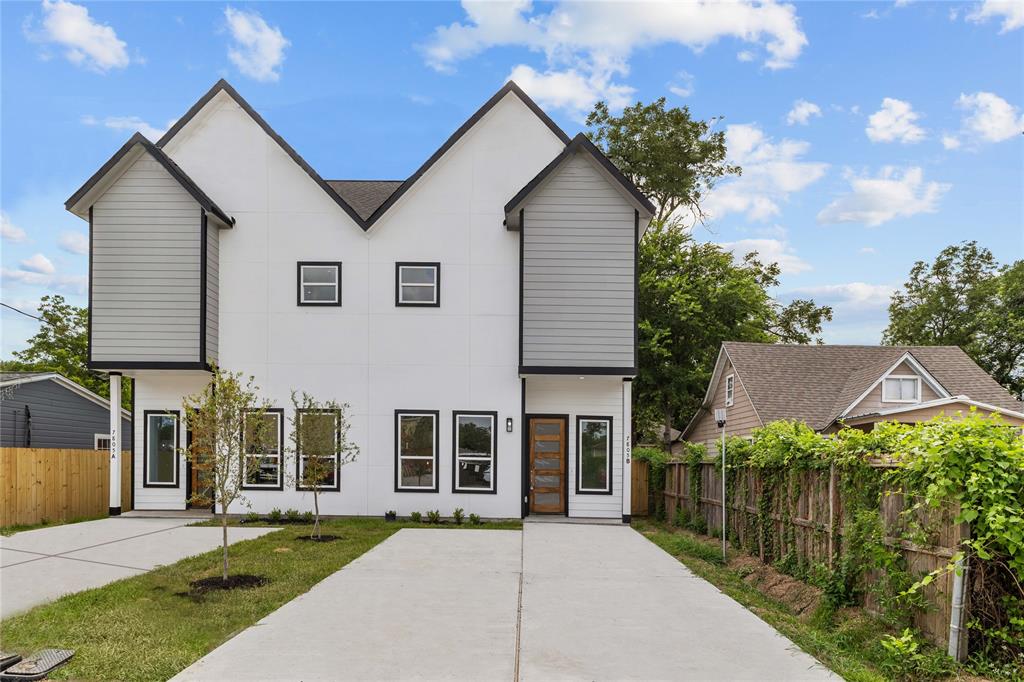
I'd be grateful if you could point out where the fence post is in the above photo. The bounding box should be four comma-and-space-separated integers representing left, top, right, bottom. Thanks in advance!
828, 463, 838, 569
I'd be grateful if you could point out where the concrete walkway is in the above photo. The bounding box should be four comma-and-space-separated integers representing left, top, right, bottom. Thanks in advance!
174, 524, 835, 681
0, 516, 274, 619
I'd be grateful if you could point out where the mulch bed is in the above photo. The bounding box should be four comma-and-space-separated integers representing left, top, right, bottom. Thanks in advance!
189, 574, 268, 594
293, 535, 341, 543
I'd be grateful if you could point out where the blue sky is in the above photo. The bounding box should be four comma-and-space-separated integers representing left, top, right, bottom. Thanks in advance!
2, 0, 1022, 357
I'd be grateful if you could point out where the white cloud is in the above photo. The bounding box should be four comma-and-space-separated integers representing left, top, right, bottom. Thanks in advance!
866, 98, 926, 143
786, 282, 895, 311
29, 0, 130, 72
224, 7, 289, 82
817, 166, 951, 227
704, 123, 828, 222
58, 231, 88, 255
966, 0, 1024, 32
859, 246, 876, 254
785, 282, 895, 343
786, 99, 821, 125
718, 237, 812, 274
954, 91, 1024, 144
508, 64, 634, 122
1, 212, 28, 243
1, 268, 88, 294
20, 253, 56, 275
737, 50, 756, 62
862, 9, 881, 19
668, 70, 695, 98
422, 1, 807, 115
81, 114, 174, 141
941, 134, 962, 150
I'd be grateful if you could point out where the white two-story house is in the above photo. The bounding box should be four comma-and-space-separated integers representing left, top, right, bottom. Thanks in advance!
65, 80, 653, 521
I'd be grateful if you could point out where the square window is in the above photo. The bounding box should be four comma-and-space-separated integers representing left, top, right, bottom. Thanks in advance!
298, 262, 341, 306
577, 416, 612, 494
243, 409, 283, 489
453, 412, 497, 493
396, 263, 440, 307
396, 411, 438, 491
95, 434, 111, 451
883, 376, 920, 403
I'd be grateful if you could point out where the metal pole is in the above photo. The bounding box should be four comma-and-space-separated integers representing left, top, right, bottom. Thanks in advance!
721, 425, 727, 562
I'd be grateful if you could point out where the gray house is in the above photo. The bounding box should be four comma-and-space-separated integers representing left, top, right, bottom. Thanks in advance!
0, 372, 131, 450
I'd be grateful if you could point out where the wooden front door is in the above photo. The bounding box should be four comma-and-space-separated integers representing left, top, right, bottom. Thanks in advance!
185, 425, 214, 511
528, 417, 567, 514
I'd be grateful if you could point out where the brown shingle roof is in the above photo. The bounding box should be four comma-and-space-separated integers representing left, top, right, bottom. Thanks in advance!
326, 180, 403, 221
721, 342, 1022, 430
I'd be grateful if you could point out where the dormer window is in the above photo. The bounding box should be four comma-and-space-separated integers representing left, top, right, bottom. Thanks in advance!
725, 374, 735, 407
396, 262, 440, 307
883, 376, 920, 403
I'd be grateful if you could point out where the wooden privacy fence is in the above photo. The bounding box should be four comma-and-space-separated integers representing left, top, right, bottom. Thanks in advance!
630, 459, 650, 516
663, 459, 965, 651
0, 448, 132, 527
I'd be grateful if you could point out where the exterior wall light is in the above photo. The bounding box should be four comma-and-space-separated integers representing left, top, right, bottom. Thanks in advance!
506, 417, 513, 433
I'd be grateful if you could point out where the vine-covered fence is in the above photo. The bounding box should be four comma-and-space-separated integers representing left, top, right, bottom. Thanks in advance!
663, 459, 965, 651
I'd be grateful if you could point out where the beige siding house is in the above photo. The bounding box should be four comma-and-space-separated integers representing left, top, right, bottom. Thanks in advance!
683, 342, 1024, 448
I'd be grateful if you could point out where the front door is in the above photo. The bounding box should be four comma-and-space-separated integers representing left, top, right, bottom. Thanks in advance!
528, 416, 567, 514
185, 424, 214, 511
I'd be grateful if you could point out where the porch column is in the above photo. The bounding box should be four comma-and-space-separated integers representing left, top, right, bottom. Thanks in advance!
109, 372, 122, 516
622, 378, 632, 523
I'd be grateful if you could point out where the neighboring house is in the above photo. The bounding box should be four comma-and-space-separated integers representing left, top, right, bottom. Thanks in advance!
684, 342, 1024, 450
0, 372, 131, 450
63, 80, 654, 520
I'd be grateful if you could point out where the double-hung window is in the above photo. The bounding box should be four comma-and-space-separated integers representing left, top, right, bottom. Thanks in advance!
242, 408, 284, 489
882, 376, 920, 403
296, 409, 341, 491
725, 374, 735, 407
576, 416, 612, 495
453, 411, 497, 493
144, 410, 179, 487
395, 262, 440, 306
395, 410, 439, 491
297, 262, 341, 306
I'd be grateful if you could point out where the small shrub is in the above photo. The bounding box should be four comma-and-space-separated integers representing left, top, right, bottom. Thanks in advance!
245, 511, 261, 523
452, 508, 465, 525
301, 511, 314, 523
268, 508, 283, 522
878, 628, 953, 681
469, 513, 481, 525
409, 511, 422, 523
427, 510, 441, 524
285, 508, 300, 522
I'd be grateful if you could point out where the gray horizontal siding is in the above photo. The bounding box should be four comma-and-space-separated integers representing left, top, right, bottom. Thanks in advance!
522, 153, 635, 369
91, 154, 203, 364
0, 379, 131, 450
205, 214, 219, 364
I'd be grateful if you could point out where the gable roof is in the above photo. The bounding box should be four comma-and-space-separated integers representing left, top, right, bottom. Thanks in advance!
326, 180, 403, 221
154, 79, 571, 231
1, 372, 131, 419
65, 132, 234, 227
693, 342, 1022, 432
504, 133, 656, 228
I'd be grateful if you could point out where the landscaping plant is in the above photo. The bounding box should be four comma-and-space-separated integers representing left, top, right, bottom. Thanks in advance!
410, 511, 421, 523
453, 508, 464, 525
469, 513, 481, 525
287, 392, 359, 540
181, 366, 272, 582
427, 510, 441, 524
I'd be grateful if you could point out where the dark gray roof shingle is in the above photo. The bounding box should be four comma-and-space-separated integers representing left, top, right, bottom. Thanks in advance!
721, 342, 1022, 430
326, 181, 403, 221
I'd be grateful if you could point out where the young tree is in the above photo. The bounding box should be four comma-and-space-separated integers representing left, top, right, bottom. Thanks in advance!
288, 392, 359, 539
635, 221, 832, 448
586, 98, 741, 224
182, 367, 270, 581
884, 241, 1023, 397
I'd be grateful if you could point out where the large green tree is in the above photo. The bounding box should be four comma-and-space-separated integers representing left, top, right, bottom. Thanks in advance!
586, 98, 740, 224
884, 241, 1023, 398
635, 221, 832, 446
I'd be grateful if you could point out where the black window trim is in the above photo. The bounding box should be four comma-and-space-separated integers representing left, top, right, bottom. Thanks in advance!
451, 410, 498, 495
297, 261, 342, 307
142, 409, 181, 488
575, 414, 613, 496
294, 407, 342, 492
395, 262, 441, 307
394, 409, 440, 492
241, 407, 285, 491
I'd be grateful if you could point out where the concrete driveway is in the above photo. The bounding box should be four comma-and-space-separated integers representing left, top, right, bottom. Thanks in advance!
0, 515, 274, 619
175, 523, 835, 681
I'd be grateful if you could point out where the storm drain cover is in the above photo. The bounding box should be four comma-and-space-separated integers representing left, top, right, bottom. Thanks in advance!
0, 654, 21, 671
0, 649, 74, 681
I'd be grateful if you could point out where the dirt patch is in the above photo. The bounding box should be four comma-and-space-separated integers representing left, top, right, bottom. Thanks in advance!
189, 574, 268, 594
729, 554, 822, 618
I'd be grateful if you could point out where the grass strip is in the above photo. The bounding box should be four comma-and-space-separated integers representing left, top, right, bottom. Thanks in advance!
1, 514, 107, 537
0, 517, 520, 681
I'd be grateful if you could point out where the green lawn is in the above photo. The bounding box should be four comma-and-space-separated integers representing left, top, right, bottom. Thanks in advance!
0, 514, 107, 536
0, 517, 520, 682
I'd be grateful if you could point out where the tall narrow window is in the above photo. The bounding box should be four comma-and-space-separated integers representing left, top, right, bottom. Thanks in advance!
725, 374, 735, 407
395, 262, 440, 306
576, 416, 612, 494
297, 262, 341, 306
396, 410, 439, 491
453, 411, 497, 493
296, 409, 341, 491
144, 411, 179, 487
242, 409, 284, 490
